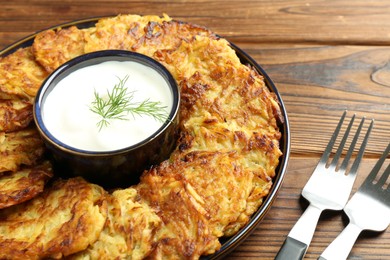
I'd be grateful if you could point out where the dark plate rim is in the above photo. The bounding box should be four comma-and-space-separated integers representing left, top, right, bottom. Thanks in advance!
0, 16, 291, 259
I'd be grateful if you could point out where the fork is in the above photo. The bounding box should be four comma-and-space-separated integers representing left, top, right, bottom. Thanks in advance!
275, 111, 374, 260
318, 143, 390, 260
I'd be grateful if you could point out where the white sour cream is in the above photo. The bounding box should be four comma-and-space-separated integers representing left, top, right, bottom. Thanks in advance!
43, 61, 173, 152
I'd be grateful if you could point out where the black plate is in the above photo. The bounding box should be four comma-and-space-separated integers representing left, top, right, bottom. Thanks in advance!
0, 16, 290, 259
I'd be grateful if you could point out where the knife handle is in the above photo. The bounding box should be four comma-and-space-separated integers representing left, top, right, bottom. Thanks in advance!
275, 236, 307, 260
275, 204, 323, 260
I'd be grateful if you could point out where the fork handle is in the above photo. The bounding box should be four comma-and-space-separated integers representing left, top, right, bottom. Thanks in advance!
275, 204, 323, 260
318, 223, 362, 260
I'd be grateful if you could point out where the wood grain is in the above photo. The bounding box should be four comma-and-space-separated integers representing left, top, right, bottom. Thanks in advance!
240, 43, 390, 156
0, 0, 389, 259
2, 0, 390, 47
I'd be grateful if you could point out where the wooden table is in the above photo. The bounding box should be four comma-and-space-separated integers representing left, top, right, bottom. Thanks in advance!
1, 1, 389, 259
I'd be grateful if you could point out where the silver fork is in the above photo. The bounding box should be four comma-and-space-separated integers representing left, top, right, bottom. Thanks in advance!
275, 111, 374, 260
318, 143, 390, 260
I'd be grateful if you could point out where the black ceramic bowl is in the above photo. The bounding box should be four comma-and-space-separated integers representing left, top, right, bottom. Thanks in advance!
33, 50, 180, 188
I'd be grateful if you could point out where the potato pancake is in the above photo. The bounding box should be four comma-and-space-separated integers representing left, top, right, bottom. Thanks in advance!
0, 127, 45, 173
163, 151, 271, 237
0, 160, 53, 209
32, 26, 89, 73
0, 99, 33, 132
137, 162, 221, 259
0, 177, 107, 259
32, 14, 213, 74
83, 14, 173, 53
120, 19, 214, 58
0, 47, 48, 101
70, 188, 161, 259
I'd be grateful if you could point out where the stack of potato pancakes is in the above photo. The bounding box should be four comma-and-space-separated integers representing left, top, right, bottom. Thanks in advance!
0, 14, 283, 259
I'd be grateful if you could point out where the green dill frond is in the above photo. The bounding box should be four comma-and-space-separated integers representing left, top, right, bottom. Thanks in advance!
89, 75, 169, 131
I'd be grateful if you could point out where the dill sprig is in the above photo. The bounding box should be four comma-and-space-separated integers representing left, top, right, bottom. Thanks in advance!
89, 75, 168, 131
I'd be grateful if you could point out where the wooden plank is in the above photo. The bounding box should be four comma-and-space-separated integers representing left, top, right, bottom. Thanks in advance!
237, 43, 390, 156
2, 0, 390, 48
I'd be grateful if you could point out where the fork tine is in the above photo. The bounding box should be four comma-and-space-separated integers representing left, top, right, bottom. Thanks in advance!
374, 143, 390, 187
342, 118, 374, 175
319, 111, 347, 165
327, 113, 356, 170
379, 164, 390, 190
364, 143, 390, 186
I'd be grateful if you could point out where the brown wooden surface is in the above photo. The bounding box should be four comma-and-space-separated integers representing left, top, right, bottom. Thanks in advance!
1, 1, 389, 259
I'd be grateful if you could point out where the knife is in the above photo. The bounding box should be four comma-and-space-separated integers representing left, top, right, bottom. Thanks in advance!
274, 204, 322, 260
